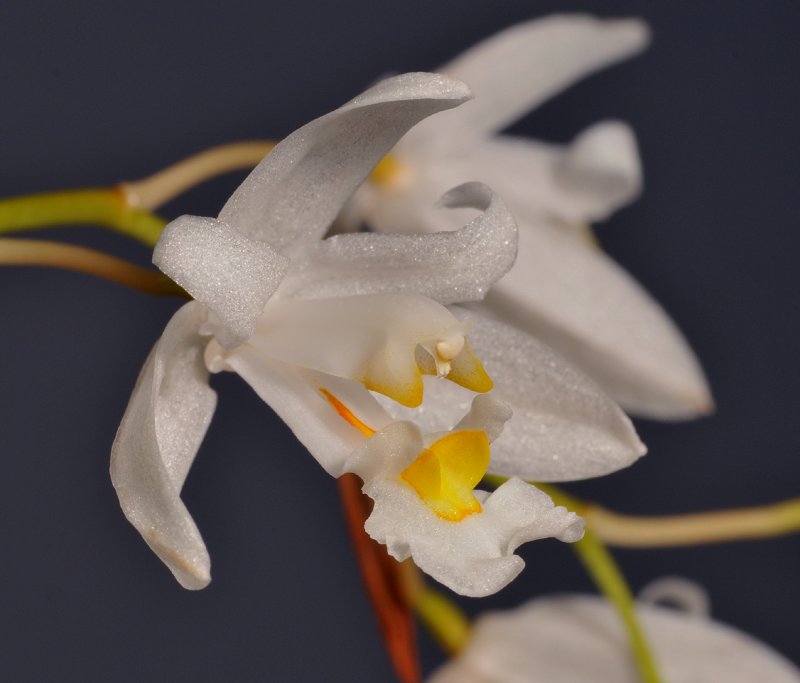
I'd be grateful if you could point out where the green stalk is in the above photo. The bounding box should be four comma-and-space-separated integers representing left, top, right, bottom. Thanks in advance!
0, 188, 166, 247
571, 530, 662, 683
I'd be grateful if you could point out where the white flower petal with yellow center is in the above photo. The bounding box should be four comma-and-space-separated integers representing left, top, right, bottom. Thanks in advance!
317, 389, 583, 596
428, 590, 800, 683
348, 14, 714, 420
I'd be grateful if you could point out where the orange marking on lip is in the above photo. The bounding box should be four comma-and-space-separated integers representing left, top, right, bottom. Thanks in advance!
320, 388, 376, 437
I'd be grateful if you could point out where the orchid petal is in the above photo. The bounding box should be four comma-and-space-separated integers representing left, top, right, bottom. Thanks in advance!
218, 73, 471, 256
461, 306, 647, 480
345, 421, 583, 597
218, 345, 391, 476
110, 302, 216, 590
429, 595, 800, 683
401, 15, 649, 156
247, 293, 476, 408
555, 121, 642, 222
280, 183, 517, 305
380, 307, 645, 482
153, 215, 289, 349
480, 217, 713, 420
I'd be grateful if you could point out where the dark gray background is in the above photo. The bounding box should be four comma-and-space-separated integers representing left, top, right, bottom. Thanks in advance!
1, 1, 798, 680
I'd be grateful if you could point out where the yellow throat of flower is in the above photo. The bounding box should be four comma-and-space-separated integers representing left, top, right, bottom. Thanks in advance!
400, 430, 489, 522
369, 154, 410, 188
321, 388, 489, 522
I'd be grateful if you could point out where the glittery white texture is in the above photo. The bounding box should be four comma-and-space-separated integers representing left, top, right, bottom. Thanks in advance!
479, 218, 712, 420
110, 302, 216, 590
344, 404, 583, 597
153, 215, 289, 349
218, 72, 471, 258
347, 15, 712, 420
279, 182, 516, 304
378, 307, 646, 482
428, 595, 800, 683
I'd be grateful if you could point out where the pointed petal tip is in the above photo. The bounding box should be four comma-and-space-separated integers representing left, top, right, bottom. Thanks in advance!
623, 379, 716, 422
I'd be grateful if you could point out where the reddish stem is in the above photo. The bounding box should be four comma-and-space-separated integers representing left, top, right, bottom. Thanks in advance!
337, 473, 420, 683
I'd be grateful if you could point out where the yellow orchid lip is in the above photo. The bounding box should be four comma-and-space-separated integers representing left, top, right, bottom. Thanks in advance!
401, 430, 490, 522
320, 387, 490, 522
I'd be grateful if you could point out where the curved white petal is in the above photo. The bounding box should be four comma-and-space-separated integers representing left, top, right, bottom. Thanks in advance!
280, 183, 517, 305
110, 302, 217, 590
218, 72, 471, 256
401, 15, 650, 156
480, 217, 713, 420
428, 595, 800, 683
153, 215, 289, 348
248, 293, 475, 408
555, 121, 642, 222
345, 422, 583, 597
386, 307, 646, 482
218, 345, 391, 476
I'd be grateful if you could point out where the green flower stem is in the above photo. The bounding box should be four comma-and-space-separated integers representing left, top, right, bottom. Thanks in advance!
412, 587, 471, 655
571, 530, 662, 683
483, 476, 662, 683
0, 188, 166, 247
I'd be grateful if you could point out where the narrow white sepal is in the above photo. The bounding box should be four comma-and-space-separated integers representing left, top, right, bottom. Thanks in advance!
110, 302, 216, 590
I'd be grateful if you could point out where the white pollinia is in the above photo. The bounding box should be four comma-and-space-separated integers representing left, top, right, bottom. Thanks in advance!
428, 593, 800, 683
349, 14, 713, 420
111, 72, 644, 595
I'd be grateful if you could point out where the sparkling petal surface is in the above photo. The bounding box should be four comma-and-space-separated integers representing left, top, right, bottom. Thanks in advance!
280, 182, 516, 305
380, 307, 646, 482
428, 595, 800, 683
110, 302, 216, 590
218, 72, 471, 257
479, 216, 713, 420
400, 14, 650, 157
153, 214, 289, 348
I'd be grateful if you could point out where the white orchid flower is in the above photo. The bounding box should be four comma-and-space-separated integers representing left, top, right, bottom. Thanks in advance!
111, 72, 644, 594
429, 586, 800, 682
348, 14, 713, 421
